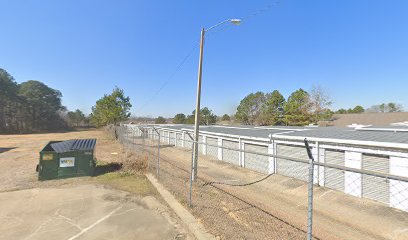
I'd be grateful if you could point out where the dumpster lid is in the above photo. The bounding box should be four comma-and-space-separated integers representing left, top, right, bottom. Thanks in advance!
50, 139, 96, 153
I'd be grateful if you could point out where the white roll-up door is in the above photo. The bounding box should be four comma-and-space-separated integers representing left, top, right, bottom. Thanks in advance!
222, 140, 240, 166
199, 136, 204, 153
169, 132, 175, 145
325, 149, 345, 191
176, 133, 182, 147
276, 144, 309, 181
207, 137, 218, 159
362, 154, 390, 204
244, 144, 269, 174
165, 131, 169, 143
160, 130, 164, 142
183, 133, 193, 149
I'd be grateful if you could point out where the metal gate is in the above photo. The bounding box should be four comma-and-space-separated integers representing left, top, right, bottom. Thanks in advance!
222, 140, 240, 166
207, 137, 218, 159
325, 149, 345, 191
245, 144, 269, 174
276, 144, 309, 181
362, 154, 390, 204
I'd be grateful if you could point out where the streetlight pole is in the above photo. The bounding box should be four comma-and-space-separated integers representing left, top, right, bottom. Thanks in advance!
192, 19, 241, 181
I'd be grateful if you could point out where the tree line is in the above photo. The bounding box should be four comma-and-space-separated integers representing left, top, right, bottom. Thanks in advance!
167, 87, 334, 126
335, 103, 402, 114
0, 67, 132, 133
234, 86, 333, 126
0, 68, 68, 133
2, 65, 404, 131
167, 87, 333, 126
169, 87, 331, 126
166, 107, 217, 125
168, 86, 404, 127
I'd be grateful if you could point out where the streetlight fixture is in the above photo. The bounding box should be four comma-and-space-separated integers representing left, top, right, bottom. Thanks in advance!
192, 18, 242, 181
230, 19, 242, 25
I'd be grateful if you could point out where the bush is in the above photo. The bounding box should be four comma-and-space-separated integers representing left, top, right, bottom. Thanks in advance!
122, 150, 148, 174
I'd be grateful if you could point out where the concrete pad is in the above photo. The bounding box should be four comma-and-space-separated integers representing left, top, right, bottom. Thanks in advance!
0, 185, 186, 240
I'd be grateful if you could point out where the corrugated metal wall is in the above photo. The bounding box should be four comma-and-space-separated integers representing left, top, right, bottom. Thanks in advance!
362, 154, 390, 204
276, 144, 309, 181
245, 144, 269, 174
207, 137, 218, 159
325, 149, 345, 191
222, 140, 240, 166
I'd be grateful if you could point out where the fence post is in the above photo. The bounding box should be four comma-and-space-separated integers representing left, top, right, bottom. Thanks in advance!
126, 125, 129, 145
184, 131, 195, 207
133, 127, 136, 145
157, 134, 160, 178
152, 127, 160, 178
304, 138, 314, 240
316, 141, 320, 186
238, 137, 242, 167
145, 128, 150, 169
189, 145, 194, 207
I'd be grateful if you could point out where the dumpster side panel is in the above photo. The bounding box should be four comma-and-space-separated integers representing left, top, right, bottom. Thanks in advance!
76, 150, 95, 176
57, 152, 77, 178
39, 152, 58, 180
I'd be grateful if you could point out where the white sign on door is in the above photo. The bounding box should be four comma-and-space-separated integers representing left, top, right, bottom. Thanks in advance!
60, 157, 75, 167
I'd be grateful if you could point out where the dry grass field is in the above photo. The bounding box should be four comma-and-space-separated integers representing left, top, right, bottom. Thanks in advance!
0, 129, 192, 240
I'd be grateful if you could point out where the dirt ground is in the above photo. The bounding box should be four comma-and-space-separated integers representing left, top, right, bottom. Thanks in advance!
0, 130, 121, 191
128, 137, 408, 240
0, 130, 193, 240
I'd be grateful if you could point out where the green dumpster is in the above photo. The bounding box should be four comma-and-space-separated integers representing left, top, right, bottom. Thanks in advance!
37, 139, 96, 180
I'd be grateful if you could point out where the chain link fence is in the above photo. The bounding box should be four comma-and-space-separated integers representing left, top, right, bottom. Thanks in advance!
112, 124, 408, 240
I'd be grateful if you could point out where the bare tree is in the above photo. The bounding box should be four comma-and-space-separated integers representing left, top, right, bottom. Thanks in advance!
310, 85, 333, 123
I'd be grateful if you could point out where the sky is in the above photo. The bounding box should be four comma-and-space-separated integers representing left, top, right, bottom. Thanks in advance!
1, 0, 407, 118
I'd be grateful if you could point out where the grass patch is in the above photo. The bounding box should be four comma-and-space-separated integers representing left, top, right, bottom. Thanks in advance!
96, 171, 157, 196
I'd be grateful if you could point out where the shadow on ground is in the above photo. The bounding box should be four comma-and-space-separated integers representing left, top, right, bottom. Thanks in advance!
94, 162, 123, 176
0, 147, 16, 154
149, 144, 175, 149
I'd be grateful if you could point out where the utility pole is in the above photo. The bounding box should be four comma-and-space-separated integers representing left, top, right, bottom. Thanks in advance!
191, 19, 241, 181
192, 28, 205, 180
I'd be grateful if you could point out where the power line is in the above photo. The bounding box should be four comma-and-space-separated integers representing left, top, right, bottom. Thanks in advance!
242, 0, 281, 21
135, 43, 199, 112
135, 0, 281, 114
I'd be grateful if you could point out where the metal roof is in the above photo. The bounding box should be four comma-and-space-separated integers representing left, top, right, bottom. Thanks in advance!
50, 139, 96, 153
198, 125, 293, 139
135, 123, 408, 149
155, 125, 301, 139
357, 125, 408, 132
273, 128, 408, 144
